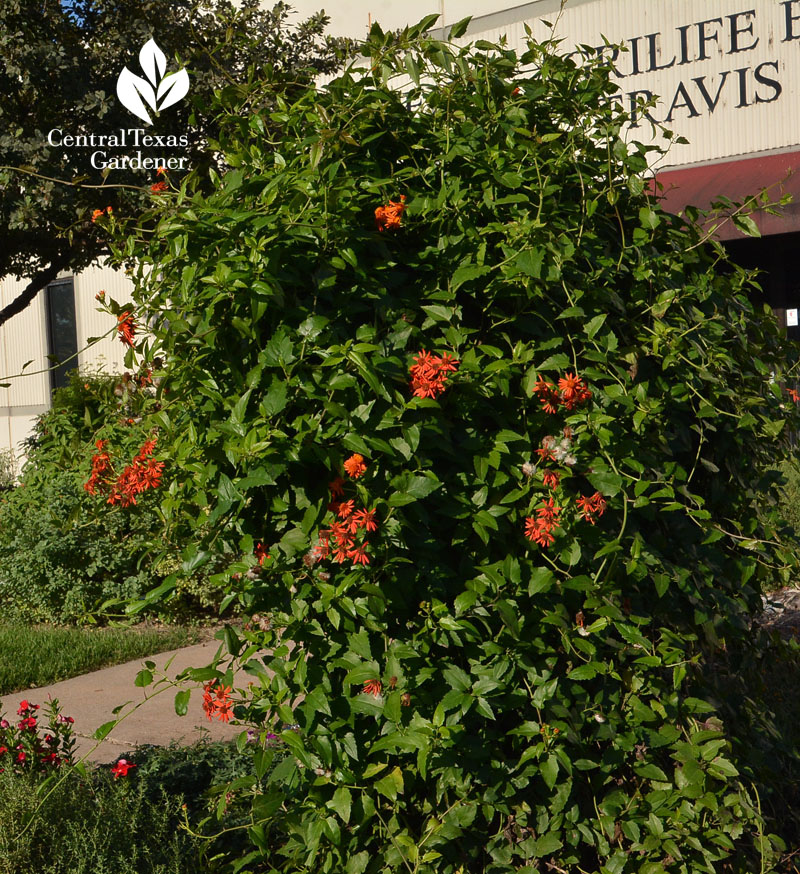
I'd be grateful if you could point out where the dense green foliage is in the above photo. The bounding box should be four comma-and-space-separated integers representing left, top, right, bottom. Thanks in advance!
108, 20, 800, 874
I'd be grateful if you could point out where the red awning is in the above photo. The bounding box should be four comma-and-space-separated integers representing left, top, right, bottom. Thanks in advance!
651, 150, 800, 240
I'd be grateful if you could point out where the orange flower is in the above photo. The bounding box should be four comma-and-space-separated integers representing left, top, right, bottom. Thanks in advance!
789, 389, 800, 404
375, 195, 406, 232
577, 491, 607, 525
363, 679, 382, 697
558, 372, 592, 410
542, 470, 560, 490
344, 453, 367, 478
409, 351, 459, 399
337, 499, 355, 519
150, 180, 168, 193
533, 376, 560, 414
117, 311, 136, 347
347, 544, 370, 565
352, 508, 378, 532
156, 166, 167, 176
91, 209, 104, 222
524, 517, 555, 548
202, 682, 234, 722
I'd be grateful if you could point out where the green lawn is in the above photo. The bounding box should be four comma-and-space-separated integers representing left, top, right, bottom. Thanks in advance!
0, 623, 204, 695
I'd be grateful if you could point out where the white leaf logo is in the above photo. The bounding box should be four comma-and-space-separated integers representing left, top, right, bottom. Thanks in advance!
116, 38, 189, 125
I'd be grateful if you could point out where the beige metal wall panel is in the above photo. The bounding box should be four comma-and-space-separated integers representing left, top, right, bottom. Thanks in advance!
74, 262, 135, 376
0, 274, 50, 411
453, 0, 800, 170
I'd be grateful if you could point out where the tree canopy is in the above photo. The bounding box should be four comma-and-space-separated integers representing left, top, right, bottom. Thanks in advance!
0, 0, 348, 326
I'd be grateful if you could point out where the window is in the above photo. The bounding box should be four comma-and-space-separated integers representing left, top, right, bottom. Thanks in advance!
45, 277, 78, 393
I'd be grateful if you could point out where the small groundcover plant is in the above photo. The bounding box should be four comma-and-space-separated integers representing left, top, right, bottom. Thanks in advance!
104, 18, 800, 874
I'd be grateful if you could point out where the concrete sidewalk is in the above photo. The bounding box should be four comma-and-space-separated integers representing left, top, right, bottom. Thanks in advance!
0, 641, 261, 764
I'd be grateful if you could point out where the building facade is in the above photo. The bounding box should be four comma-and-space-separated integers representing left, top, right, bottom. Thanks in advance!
0, 264, 132, 465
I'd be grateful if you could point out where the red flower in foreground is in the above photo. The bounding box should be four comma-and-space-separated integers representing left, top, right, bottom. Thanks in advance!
111, 759, 137, 779
150, 180, 168, 193
363, 679, 382, 697
409, 351, 459, 399
352, 508, 378, 532
343, 453, 367, 478
524, 498, 562, 548
337, 499, 355, 519
117, 311, 136, 347
789, 388, 800, 404
17, 700, 39, 715
375, 195, 406, 232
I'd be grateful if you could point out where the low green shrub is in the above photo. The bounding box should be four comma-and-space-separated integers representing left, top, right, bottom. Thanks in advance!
0, 740, 260, 874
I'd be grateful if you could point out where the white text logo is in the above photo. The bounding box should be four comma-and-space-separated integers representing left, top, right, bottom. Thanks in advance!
116, 38, 189, 126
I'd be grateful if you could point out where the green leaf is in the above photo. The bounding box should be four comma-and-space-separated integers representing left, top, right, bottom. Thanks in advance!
327, 786, 352, 823
541, 753, 559, 789
134, 669, 153, 687
94, 720, 116, 741
174, 689, 191, 716
448, 16, 471, 39
374, 766, 404, 800
585, 314, 606, 340
587, 471, 623, 497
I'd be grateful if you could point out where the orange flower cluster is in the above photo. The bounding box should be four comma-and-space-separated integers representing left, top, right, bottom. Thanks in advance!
85, 437, 163, 507
313, 479, 377, 566
150, 180, 168, 193
409, 351, 459, 399
84, 439, 112, 495
343, 453, 367, 478
533, 372, 591, 414
375, 195, 406, 231
524, 497, 561, 548
107, 439, 163, 507
91, 206, 113, 222
789, 388, 800, 404
202, 682, 234, 723
576, 491, 607, 525
117, 311, 136, 347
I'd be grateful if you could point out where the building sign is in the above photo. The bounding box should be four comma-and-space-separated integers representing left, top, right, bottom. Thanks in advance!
513, 0, 800, 167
